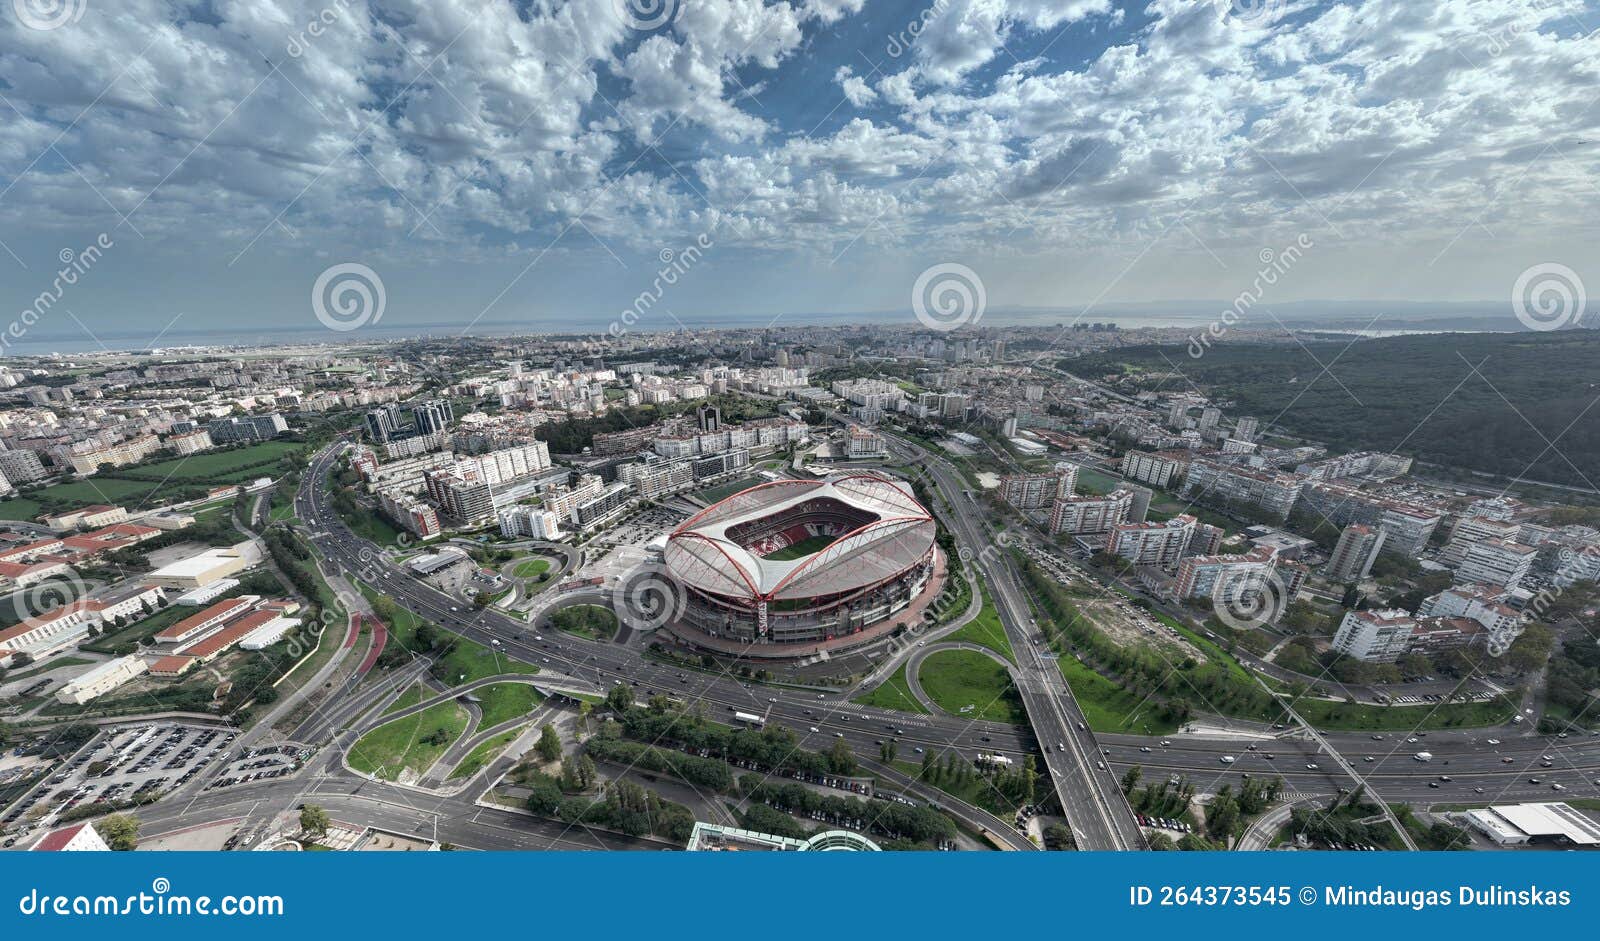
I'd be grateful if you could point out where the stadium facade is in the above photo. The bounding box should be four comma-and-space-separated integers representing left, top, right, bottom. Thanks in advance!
663, 474, 939, 652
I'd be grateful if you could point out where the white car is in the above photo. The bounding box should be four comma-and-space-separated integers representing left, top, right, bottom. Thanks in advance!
808, 727, 819, 733
1220, 756, 1235, 764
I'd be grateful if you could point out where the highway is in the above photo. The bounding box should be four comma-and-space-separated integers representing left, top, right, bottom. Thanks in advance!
115, 435, 1599, 854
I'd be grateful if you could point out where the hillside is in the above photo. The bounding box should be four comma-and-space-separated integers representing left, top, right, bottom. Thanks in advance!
1070, 331, 1600, 491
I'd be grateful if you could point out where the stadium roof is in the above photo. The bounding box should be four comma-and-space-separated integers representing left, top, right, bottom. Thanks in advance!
665, 475, 934, 603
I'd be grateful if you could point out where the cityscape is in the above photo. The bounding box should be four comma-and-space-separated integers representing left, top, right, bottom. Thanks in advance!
0, 0, 1598, 882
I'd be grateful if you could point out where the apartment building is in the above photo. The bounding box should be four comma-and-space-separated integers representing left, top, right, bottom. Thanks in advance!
1456, 538, 1537, 591
1106, 514, 1196, 571
1000, 468, 1076, 511
1119, 450, 1188, 488
1327, 523, 1386, 582
1048, 489, 1133, 536
1181, 459, 1303, 521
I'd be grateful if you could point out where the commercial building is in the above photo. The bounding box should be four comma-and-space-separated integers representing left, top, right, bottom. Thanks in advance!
44, 504, 129, 532
145, 547, 251, 589
498, 504, 564, 541
154, 595, 261, 645
1463, 803, 1600, 847
54, 655, 148, 705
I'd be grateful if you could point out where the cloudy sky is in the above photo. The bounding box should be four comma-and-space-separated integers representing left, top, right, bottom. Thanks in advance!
1, 0, 1597, 344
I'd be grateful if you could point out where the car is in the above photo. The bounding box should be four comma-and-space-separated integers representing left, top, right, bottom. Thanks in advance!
1503, 757, 1515, 763
835, 732, 844, 738
1220, 756, 1235, 764
1428, 782, 1440, 789
1306, 763, 1320, 770
1362, 756, 1374, 762
1370, 734, 1384, 741
1486, 738, 1500, 745
1159, 740, 1171, 747
1140, 747, 1151, 753
1530, 777, 1542, 784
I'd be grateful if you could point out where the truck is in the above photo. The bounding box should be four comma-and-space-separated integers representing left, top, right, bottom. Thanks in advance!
1413, 751, 1433, 762
733, 712, 765, 729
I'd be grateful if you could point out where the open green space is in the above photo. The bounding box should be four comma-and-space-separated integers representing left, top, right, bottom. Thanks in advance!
549, 604, 617, 642
943, 590, 1014, 663
761, 533, 836, 561
348, 699, 470, 781
0, 441, 300, 521
79, 602, 197, 655
433, 636, 538, 685
449, 726, 526, 781
1290, 694, 1516, 731
1057, 654, 1179, 735
381, 684, 425, 717
918, 649, 1025, 724
511, 557, 552, 579
852, 663, 929, 714
473, 682, 543, 731
693, 476, 762, 505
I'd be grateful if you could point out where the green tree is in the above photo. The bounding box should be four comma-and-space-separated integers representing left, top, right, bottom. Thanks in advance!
826, 736, 857, 776
299, 804, 331, 838
606, 683, 635, 714
97, 813, 140, 851
535, 724, 562, 762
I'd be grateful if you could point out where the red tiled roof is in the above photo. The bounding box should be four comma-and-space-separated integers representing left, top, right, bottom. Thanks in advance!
179, 610, 279, 659
31, 823, 90, 851
149, 655, 196, 676
154, 596, 256, 642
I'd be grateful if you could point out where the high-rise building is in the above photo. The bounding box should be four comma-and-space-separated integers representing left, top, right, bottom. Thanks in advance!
1106, 514, 1195, 570
1048, 489, 1133, 536
1120, 450, 1188, 489
697, 404, 721, 432
365, 404, 402, 443
1000, 468, 1075, 511
411, 399, 455, 436
1456, 539, 1536, 590
1328, 523, 1386, 582
1331, 609, 1416, 662
1234, 417, 1260, 442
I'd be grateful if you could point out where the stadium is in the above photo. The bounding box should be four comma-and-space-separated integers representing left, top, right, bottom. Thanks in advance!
662, 474, 942, 654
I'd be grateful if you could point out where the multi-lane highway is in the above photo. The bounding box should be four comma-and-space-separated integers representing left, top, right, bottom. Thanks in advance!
223, 436, 1600, 851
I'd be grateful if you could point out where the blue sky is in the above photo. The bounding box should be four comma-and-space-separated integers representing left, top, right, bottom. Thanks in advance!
2, 0, 1598, 345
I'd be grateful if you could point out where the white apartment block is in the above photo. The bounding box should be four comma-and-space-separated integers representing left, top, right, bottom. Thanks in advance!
54, 655, 148, 705
1456, 538, 1536, 590
1048, 489, 1133, 535
1331, 609, 1417, 663
1106, 514, 1196, 571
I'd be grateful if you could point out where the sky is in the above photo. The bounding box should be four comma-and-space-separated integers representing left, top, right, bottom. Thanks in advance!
1, 0, 1598, 346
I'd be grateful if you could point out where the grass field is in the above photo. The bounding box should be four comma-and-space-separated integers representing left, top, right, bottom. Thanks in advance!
693, 476, 762, 505
79, 603, 196, 655
348, 699, 471, 781
852, 663, 929, 714
1291, 695, 1516, 731
762, 534, 836, 561
549, 604, 617, 642
511, 557, 551, 579
448, 726, 526, 781
918, 649, 1025, 724
1057, 654, 1179, 735
473, 682, 543, 731
381, 685, 425, 717
943, 590, 1014, 663
0, 441, 300, 521
433, 637, 538, 685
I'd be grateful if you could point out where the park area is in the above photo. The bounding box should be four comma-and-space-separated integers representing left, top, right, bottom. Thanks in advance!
0, 440, 302, 521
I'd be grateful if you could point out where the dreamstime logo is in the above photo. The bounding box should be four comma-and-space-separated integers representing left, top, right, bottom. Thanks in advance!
614, 0, 678, 31
1211, 570, 1288, 632
4, 233, 114, 354
1222, 0, 1283, 29
311, 262, 385, 332
609, 561, 686, 632
1188, 233, 1314, 358
286, 0, 358, 58
912, 263, 986, 332
9, 567, 87, 626
13, 0, 86, 31
588, 232, 714, 353
1511, 262, 1586, 332
885, 0, 950, 58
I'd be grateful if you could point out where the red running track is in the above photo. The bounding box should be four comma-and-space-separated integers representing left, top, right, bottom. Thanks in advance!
357, 615, 387, 675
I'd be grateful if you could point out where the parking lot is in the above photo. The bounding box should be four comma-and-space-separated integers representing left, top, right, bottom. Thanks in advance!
2, 723, 235, 842
204, 742, 308, 791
